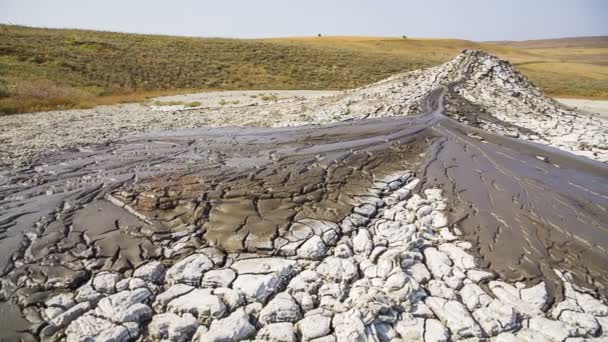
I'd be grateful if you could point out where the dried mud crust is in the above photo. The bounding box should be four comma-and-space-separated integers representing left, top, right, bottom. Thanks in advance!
3, 171, 608, 341
0, 51, 607, 341
1, 51, 607, 169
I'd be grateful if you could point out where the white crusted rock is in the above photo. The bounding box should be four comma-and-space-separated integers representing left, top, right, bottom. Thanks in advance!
201, 268, 237, 288
472, 299, 520, 336
293, 291, 316, 313
411, 302, 434, 318
489, 281, 542, 317
460, 283, 493, 311
528, 316, 575, 341
166, 288, 226, 324
165, 253, 214, 286
596, 316, 608, 337
297, 235, 328, 260
406, 261, 431, 284
354, 204, 377, 217
198, 308, 255, 342
232, 257, 298, 303
423, 247, 452, 279
134, 260, 166, 284
425, 296, 483, 339
394, 315, 424, 341
559, 310, 600, 336
213, 287, 245, 311
257, 322, 297, 342
317, 256, 359, 283
334, 243, 354, 258
95, 288, 153, 323
46, 293, 76, 310
333, 310, 366, 342
92, 272, 122, 294
64, 314, 127, 342
259, 292, 302, 325
515, 328, 555, 342
570, 289, 608, 316
148, 312, 198, 342
352, 229, 374, 256
41, 302, 92, 336
429, 212, 449, 229
424, 318, 449, 342
297, 313, 332, 340
438, 243, 476, 270
519, 282, 549, 312
153, 284, 194, 312
467, 269, 496, 282
427, 279, 457, 300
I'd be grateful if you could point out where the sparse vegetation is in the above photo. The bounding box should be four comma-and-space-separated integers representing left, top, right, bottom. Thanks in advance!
186, 101, 201, 107
1, 25, 606, 114
261, 94, 279, 101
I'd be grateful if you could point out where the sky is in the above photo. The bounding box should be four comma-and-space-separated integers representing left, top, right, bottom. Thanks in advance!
1, 0, 607, 41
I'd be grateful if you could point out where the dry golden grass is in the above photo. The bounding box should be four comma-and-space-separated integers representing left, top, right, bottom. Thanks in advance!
266, 36, 608, 99
1, 25, 606, 114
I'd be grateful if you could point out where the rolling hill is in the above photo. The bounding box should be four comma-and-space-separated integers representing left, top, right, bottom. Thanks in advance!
0, 25, 606, 114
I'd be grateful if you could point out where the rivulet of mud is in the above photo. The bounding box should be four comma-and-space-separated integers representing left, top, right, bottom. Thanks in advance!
0, 51, 607, 340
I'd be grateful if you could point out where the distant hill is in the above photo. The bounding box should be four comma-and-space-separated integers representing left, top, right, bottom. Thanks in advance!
1, 25, 606, 114
490, 36, 608, 49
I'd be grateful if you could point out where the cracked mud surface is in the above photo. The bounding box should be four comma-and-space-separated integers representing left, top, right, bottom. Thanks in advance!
0, 50, 607, 341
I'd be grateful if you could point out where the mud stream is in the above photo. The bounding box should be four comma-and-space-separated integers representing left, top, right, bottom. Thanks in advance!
0, 86, 607, 340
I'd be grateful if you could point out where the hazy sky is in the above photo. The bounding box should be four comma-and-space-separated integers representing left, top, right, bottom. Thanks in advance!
1, 0, 607, 41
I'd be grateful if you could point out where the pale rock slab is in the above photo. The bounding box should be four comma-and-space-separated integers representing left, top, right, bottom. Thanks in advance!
519, 282, 549, 311
394, 315, 424, 341
297, 313, 332, 340
424, 318, 450, 342
559, 310, 600, 336
213, 287, 245, 311
257, 322, 297, 342
198, 308, 255, 341
406, 261, 431, 284
333, 310, 367, 342
317, 256, 359, 283
467, 269, 496, 283
423, 247, 453, 279
352, 229, 374, 256
41, 302, 92, 336
166, 288, 226, 324
528, 316, 576, 341
92, 272, 122, 294
201, 268, 237, 288
95, 288, 153, 323
148, 312, 198, 342
461, 283, 493, 311
489, 281, 543, 317
232, 257, 298, 303
427, 279, 458, 300
297, 235, 328, 260
425, 296, 483, 339
133, 260, 166, 284
438, 243, 476, 270
165, 253, 214, 286
153, 284, 194, 311
472, 299, 521, 336
259, 292, 302, 325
